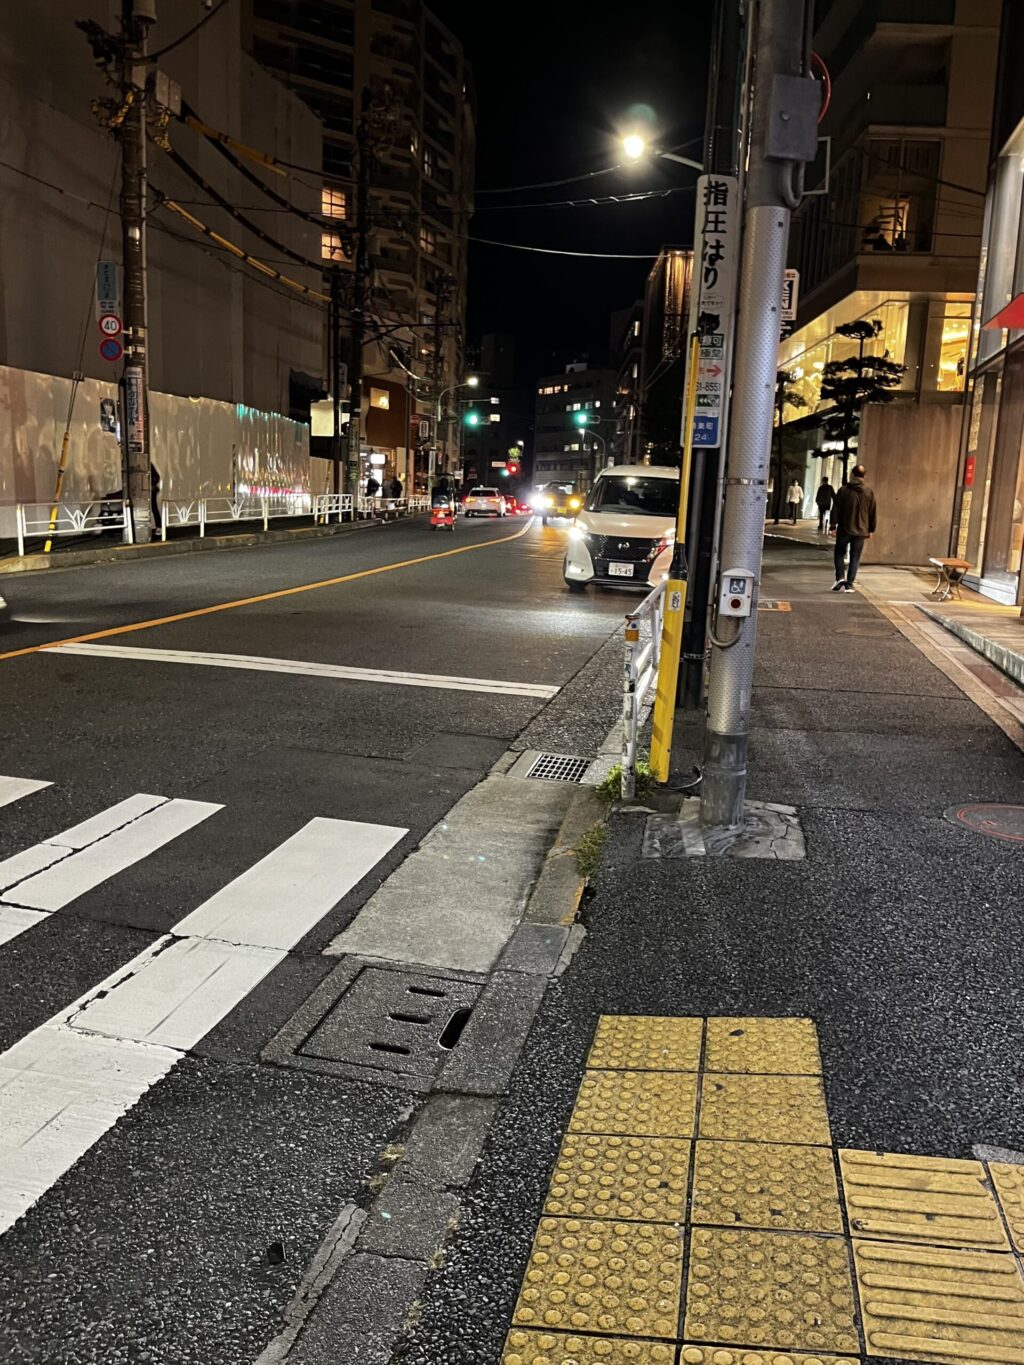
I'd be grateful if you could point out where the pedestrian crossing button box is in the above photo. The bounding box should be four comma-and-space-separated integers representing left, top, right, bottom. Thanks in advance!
719, 568, 755, 617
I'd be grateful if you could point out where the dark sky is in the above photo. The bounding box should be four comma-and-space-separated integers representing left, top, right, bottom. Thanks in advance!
429, 1, 712, 392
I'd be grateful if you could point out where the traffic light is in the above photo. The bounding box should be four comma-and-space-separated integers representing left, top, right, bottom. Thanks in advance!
572, 411, 590, 428
464, 410, 481, 427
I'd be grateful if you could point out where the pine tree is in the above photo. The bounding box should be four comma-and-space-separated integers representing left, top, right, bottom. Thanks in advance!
820, 319, 906, 482
772, 369, 807, 522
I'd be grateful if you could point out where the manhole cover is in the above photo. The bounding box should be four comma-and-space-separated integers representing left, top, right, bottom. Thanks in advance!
300, 967, 480, 1077
526, 752, 591, 783
943, 803, 1024, 844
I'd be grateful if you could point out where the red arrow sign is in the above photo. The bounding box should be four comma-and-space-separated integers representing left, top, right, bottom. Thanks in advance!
701, 363, 723, 378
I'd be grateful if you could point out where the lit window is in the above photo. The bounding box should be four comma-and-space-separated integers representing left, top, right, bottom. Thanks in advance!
322, 187, 347, 219
632, 362, 638, 379
632, 319, 640, 336
420, 225, 436, 255
423, 146, 434, 178
322, 232, 346, 261
595, 400, 601, 408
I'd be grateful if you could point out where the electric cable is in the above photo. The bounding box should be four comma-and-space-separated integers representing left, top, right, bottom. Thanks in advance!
149, 0, 232, 60
467, 236, 659, 259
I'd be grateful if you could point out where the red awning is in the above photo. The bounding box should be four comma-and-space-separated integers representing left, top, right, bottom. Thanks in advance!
984, 294, 1024, 329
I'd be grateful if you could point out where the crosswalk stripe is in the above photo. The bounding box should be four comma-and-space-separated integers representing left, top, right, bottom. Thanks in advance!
48, 642, 561, 700
0, 906, 48, 948
0, 814, 407, 1235
57, 793, 168, 849
0, 776, 51, 809
0, 799, 222, 913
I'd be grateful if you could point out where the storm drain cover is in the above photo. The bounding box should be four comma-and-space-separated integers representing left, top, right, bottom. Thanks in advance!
300, 967, 481, 1077
943, 803, 1024, 844
526, 752, 591, 783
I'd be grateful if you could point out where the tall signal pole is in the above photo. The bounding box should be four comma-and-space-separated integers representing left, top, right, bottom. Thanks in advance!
346, 91, 372, 499
119, 0, 155, 542
700, 0, 819, 828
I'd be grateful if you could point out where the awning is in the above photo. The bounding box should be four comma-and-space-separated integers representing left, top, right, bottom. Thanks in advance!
983, 294, 1024, 329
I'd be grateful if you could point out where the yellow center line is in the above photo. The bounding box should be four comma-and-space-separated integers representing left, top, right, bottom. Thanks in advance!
0, 519, 534, 664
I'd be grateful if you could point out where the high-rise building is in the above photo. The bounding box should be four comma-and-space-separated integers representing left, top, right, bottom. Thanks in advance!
533, 362, 617, 489
611, 303, 644, 463
244, 0, 475, 492
779, 0, 1000, 564
952, 0, 1024, 604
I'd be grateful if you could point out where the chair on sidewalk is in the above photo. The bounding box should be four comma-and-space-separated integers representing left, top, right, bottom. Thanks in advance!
928, 556, 971, 602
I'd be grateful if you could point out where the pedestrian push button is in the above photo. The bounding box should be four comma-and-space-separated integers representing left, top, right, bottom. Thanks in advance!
718, 568, 755, 617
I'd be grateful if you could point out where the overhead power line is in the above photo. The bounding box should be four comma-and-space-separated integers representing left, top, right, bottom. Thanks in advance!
468, 235, 658, 259
149, 0, 232, 60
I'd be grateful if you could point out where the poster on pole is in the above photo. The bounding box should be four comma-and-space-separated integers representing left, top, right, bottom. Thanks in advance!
688, 174, 739, 448
123, 366, 145, 457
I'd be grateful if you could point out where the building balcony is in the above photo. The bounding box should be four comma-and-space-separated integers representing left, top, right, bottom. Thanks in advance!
865, 83, 948, 128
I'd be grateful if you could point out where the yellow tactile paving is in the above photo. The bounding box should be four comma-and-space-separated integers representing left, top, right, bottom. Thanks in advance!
679, 1348, 856, 1365
512, 1216, 684, 1340
691, 1140, 843, 1234
570, 1069, 699, 1139
684, 1228, 859, 1354
852, 1237, 1024, 1364
545, 1134, 691, 1224
704, 1018, 822, 1075
991, 1162, 1024, 1253
588, 1015, 703, 1073
840, 1149, 1009, 1250
697, 1074, 832, 1146
501, 1329, 676, 1363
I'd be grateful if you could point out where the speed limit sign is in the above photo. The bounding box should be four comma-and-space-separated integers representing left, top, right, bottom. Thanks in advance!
98, 314, 123, 338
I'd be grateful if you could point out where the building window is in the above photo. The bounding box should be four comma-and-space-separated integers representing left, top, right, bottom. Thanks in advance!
322, 187, 347, 219
423, 146, 434, 178
935, 303, 971, 392
420, 225, 436, 255
322, 232, 346, 262
860, 139, 940, 254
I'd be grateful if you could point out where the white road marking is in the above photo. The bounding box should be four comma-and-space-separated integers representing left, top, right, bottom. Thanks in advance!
57, 793, 167, 849
0, 844, 72, 895
0, 906, 48, 948
0, 814, 407, 1234
1, 799, 222, 912
0, 776, 51, 809
48, 642, 560, 700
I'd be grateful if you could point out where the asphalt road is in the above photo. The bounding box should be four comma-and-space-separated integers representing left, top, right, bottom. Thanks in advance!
0, 514, 626, 1363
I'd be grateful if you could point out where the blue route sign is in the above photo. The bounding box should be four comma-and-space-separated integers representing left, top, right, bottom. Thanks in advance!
693, 414, 720, 446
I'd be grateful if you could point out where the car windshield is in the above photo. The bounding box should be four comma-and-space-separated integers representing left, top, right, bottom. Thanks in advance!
545, 483, 575, 495
585, 475, 678, 516
471, 487, 498, 495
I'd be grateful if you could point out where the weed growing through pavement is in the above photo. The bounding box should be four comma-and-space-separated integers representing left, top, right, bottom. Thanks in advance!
574, 824, 608, 880
595, 758, 655, 805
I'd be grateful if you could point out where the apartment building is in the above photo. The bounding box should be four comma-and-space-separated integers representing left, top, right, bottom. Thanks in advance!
533, 362, 617, 489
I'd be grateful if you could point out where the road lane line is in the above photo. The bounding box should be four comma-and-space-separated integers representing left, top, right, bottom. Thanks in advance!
0, 518, 536, 663
0, 799, 222, 912
47, 642, 561, 699
0, 776, 51, 809
0, 814, 406, 1234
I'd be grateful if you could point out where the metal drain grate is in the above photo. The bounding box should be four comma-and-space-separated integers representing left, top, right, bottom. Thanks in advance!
525, 752, 591, 783
299, 967, 481, 1078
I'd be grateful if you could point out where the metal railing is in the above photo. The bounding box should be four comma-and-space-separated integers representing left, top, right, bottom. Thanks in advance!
622, 579, 666, 799
15, 500, 133, 556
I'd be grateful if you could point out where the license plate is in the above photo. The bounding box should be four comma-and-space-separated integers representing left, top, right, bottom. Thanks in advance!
608, 562, 634, 578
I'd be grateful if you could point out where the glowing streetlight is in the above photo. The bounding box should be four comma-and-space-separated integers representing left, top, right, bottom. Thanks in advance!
623, 133, 647, 162
466, 375, 480, 388
621, 134, 702, 172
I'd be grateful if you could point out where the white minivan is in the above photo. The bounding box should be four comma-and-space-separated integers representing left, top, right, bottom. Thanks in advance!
562, 464, 678, 592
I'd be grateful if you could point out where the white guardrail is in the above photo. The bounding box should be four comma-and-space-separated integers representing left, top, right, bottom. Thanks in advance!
7, 491, 437, 554
622, 578, 666, 799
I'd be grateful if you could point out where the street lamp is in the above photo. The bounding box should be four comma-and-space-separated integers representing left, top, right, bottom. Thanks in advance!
433, 376, 479, 482
621, 134, 703, 172
572, 411, 608, 479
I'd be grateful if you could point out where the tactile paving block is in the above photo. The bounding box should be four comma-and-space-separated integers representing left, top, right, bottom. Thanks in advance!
588, 1015, 703, 1072
512, 1216, 684, 1340
990, 1161, 1024, 1252
570, 1069, 698, 1139
685, 1228, 858, 1354
692, 1140, 843, 1233
545, 1134, 691, 1224
852, 1237, 1024, 1364
705, 1018, 822, 1075
840, 1149, 1008, 1249
502, 1329, 676, 1363
697, 1074, 831, 1146
679, 1347, 856, 1365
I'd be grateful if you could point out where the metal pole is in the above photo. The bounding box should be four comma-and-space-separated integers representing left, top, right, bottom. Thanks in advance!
119, 0, 154, 543
330, 268, 343, 496
700, 0, 819, 828
346, 92, 371, 500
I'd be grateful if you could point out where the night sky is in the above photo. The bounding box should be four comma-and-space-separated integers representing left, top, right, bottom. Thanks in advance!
429, 1, 712, 393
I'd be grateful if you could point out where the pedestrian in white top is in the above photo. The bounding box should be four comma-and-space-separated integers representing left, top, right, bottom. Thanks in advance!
786, 480, 804, 524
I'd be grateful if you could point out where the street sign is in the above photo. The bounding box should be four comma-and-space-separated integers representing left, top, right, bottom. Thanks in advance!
98, 314, 122, 338
781, 269, 800, 323
417, 416, 431, 440
95, 261, 121, 319
123, 366, 145, 455
689, 174, 740, 449
99, 337, 123, 363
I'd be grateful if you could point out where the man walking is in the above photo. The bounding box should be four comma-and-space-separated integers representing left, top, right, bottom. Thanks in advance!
815, 476, 835, 534
786, 479, 804, 524
831, 464, 877, 592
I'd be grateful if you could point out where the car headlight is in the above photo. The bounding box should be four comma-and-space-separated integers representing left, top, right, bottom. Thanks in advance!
568, 497, 581, 509
544, 497, 554, 507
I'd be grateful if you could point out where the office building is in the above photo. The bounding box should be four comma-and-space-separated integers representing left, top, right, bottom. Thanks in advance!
533, 362, 617, 489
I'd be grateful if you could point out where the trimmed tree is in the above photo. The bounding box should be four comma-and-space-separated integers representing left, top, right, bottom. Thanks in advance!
819, 319, 906, 482
772, 369, 807, 523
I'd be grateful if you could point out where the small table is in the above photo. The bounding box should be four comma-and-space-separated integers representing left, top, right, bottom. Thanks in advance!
928, 556, 971, 602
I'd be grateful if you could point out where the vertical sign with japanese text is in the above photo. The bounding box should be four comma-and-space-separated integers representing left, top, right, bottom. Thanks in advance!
688, 174, 739, 448
95, 261, 121, 320
123, 367, 145, 457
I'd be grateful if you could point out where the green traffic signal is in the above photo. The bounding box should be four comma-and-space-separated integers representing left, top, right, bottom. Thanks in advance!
464, 411, 481, 427
572, 411, 590, 427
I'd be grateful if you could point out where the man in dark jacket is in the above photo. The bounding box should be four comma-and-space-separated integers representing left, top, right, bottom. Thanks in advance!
815, 477, 835, 534
831, 464, 877, 593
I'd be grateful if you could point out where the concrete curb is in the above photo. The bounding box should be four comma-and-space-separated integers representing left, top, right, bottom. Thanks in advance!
0, 514, 395, 575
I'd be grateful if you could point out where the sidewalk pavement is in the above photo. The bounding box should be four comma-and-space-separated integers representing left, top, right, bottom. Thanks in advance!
395, 538, 1024, 1365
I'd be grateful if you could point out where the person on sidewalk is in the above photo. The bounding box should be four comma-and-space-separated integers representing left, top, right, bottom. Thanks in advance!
815, 477, 835, 534
786, 480, 804, 524
831, 464, 877, 593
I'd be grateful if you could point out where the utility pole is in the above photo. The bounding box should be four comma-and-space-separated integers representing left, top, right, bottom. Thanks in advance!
700, 0, 820, 828
119, 0, 155, 542
346, 88, 373, 500
329, 267, 344, 495
430, 275, 451, 481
